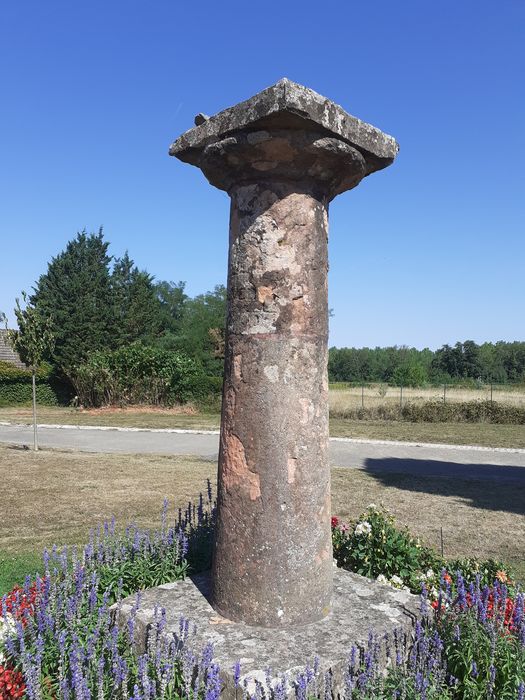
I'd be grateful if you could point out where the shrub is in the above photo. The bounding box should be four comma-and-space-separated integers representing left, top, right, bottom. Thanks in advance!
332, 505, 442, 592
71, 342, 219, 408
330, 399, 525, 424
332, 505, 514, 597
401, 400, 525, 424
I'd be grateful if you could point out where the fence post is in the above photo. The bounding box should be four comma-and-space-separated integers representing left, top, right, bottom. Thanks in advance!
361, 383, 364, 409
443, 384, 447, 404
400, 384, 403, 408
490, 383, 493, 404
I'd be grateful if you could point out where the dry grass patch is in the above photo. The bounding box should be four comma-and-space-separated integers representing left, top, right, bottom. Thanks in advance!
0, 443, 216, 553
0, 405, 220, 431
329, 383, 525, 411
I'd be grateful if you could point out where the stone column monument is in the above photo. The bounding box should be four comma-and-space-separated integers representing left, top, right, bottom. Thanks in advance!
169, 79, 398, 628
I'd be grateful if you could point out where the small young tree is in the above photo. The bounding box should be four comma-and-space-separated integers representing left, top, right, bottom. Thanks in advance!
7, 293, 55, 451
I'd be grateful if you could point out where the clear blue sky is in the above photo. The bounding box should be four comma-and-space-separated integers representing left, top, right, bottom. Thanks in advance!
1, 1, 523, 349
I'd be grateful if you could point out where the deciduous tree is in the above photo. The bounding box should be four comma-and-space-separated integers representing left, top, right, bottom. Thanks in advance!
7, 293, 55, 450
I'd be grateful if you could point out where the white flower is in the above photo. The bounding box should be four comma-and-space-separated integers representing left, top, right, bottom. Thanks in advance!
0, 613, 16, 663
354, 521, 372, 536
389, 575, 405, 588
367, 503, 377, 510
376, 574, 388, 584
418, 568, 436, 582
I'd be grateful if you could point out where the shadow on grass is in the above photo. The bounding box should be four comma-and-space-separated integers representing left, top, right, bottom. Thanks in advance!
364, 458, 525, 516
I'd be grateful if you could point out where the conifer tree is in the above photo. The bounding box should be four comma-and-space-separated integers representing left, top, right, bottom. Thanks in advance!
30, 229, 113, 378
111, 252, 162, 345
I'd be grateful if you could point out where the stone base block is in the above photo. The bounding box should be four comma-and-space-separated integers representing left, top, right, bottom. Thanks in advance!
115, 568, 420, 697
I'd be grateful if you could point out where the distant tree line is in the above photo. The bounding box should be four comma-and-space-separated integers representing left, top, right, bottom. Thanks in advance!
328, 341, 525, 387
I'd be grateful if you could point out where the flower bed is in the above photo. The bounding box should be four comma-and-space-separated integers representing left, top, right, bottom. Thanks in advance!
0, 496, 523, 699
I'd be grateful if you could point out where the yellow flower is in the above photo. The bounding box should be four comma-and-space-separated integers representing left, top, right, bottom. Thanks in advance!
495, 570, 509, 583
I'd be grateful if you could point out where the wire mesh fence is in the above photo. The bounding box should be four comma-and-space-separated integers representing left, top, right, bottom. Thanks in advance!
328, 383, 525, 413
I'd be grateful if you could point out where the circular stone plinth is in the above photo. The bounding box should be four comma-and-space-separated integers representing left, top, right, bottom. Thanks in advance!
115, 568, 420, 698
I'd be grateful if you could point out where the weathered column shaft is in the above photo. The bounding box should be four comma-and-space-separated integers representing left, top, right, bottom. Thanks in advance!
169, 78, 398, 629
212, 182, 331, 626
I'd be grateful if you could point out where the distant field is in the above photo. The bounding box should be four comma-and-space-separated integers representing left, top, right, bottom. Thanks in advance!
329, 382, 525, 412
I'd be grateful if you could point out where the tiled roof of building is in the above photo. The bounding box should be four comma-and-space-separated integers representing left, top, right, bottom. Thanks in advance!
0, 329, 26, 369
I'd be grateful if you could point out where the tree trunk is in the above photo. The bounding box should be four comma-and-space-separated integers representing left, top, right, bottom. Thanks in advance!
32, 369, 38, 451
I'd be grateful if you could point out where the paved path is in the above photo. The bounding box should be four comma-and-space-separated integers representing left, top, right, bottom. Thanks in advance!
1, 422, 525, 483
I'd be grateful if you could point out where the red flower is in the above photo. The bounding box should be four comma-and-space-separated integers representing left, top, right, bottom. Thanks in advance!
464, 590, 517, 632
2, 586, 38, 628
0, 664, 26, 699
331, 516, 339, 528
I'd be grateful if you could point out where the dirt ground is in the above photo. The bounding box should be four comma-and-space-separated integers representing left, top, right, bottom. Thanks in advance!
1, 443, 523, 582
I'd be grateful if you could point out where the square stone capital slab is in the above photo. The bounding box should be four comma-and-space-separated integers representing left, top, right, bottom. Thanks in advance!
169, 78, 399, 176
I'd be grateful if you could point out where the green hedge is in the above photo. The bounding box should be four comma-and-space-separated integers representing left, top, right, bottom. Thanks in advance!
0, 361, 70, 406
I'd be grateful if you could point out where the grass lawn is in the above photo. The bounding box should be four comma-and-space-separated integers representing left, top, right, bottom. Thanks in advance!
329, 418, 525, 449
1, 405, 525, 448
1, 443, 523, 593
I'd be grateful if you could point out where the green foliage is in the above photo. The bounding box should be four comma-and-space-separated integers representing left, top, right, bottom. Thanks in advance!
30, 229, 115, 376
392, 361, 427, 387
96, 543, 189, 603
71, 342, 217, 407
0, 360, 52, 380
437, 600, 524, 699
8, 292, 55, 370
0, 361, 68, 406
0, 381, 63, 406
332, 506, 512, 596
329, 345, 434, 384
329, 341, 525, 385
158, 285, 226, 377
400, 400, 525, 424
332, 505, 442, 591
22, 230, 227, 391
111, 252, 163, 345
155, 280, 188, 337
